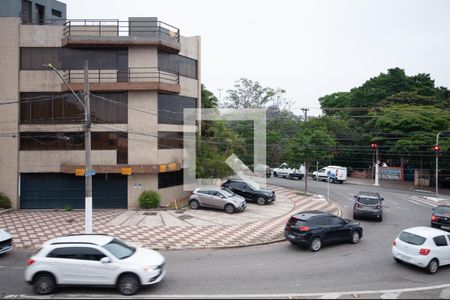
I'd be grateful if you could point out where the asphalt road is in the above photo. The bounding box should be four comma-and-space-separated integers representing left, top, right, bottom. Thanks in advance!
1, 177, 449, 298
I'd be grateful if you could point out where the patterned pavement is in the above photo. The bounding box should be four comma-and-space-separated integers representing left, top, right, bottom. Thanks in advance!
0, 185, 340, 250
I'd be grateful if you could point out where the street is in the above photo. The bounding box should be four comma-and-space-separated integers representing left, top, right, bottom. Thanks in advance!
1, 179, 450, 298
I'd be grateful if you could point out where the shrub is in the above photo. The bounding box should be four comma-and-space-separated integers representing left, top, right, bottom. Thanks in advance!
138, 190, 161, 209
0, 193, 12, 209
64, 204, 73, 211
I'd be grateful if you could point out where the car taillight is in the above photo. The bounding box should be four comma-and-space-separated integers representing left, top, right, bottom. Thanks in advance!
392, 240, 396, 247
355, 203, 360, 208
376, 205, 381, 209
419, 248, 430, 256
431, 215, 439, 222
27, 259, 35, 265
298, 226, 311, 232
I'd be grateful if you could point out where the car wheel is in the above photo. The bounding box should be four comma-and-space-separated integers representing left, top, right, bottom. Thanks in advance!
289, 174, 294, 180
310, 237, 322, 252
257, 197, 266, 206
273, 172, 278, 177
33, 273, 56, 295
328, 177, 334, 183
394, 258, 403, 264
189, 200, 200, 210
312, 176, 317, 180
378, 215, 383, 222
350, 231, 360, 244
225, 204, 235, 214
353, 214, 358, 220
117, 274, 141, 296
426, 259, 439, 274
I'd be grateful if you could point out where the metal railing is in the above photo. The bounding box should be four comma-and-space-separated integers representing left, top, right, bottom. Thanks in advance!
62, 19, 180, 42
62, 67, 179, 85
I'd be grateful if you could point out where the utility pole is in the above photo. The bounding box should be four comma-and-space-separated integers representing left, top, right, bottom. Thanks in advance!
435, 132, 441, 196
301, 108, 309, 192
374, 147, 380, 186
84, 61, 93, 234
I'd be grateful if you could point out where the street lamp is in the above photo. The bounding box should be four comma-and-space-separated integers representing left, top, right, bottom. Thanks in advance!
43, 62, 93, 234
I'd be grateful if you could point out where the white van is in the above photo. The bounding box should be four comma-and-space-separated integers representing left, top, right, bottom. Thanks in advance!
312, 166, 347, 184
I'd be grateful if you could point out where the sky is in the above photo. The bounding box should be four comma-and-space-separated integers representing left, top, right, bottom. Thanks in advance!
63, 0, 450, 116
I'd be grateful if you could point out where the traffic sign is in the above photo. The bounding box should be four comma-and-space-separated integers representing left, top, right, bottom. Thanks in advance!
85, 169, 96, 177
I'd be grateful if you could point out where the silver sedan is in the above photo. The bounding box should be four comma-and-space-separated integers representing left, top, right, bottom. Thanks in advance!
189, 187, 247, 214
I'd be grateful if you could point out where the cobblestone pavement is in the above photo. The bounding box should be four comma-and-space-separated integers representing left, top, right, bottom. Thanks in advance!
0, 185, 340, 250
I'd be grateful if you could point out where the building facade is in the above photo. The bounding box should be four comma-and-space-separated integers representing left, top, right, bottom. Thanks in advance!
0, 0, 200, 209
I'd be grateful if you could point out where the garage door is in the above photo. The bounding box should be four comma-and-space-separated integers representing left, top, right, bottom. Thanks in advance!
20, 173, 127, 209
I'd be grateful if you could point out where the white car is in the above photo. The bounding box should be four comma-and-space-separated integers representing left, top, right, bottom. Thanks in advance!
0, 229, 13, 255
392, 226, 450, 274
25, 234, 166, 295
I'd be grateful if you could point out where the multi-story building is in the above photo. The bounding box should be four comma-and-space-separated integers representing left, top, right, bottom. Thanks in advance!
0, 0, 200, 209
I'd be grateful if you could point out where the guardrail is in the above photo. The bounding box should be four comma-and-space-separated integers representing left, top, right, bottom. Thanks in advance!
62, 67, 179, 85
62, 19, 180, 41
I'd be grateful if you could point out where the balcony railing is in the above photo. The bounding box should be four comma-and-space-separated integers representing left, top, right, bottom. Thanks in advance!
62, 67, 179, 85
62, 19, 180, 42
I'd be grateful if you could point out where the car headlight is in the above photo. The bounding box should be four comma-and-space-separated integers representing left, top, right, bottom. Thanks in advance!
143, 265, 158, 272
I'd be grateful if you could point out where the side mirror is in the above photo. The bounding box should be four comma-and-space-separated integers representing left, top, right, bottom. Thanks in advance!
353, 195, 357, 199
380, 198, 384, 201
100, 257, 111, 264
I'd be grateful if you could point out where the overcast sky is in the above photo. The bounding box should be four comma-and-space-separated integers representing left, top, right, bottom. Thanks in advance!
64, 0, 450, 116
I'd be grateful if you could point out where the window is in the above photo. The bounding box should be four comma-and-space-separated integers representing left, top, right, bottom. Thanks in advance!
20, 132, 128, 164
20, 48, 128, 70
158, 94, 197, 125
51, 9, 62, 18
158, 51, 198, 79
47, 247, 106, 261
310, 217, 329, 226
435, 206, 450, 214
358, 198, 380, 205
21, 0, 32, 24
329, 217, 345, 226
399, 232, 426, 246
20, 92, 128, 124
433, 236, 448, 247
158, 169, 183, 189
158, 132, 183, 149
103, 239, 135, 259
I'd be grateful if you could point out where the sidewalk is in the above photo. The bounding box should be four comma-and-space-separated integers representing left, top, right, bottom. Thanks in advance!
346, 177, 450, 197
0, 185, 340, 251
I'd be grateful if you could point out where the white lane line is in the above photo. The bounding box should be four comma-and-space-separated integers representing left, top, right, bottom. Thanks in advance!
6, 283, 450, 299
408, 196, 436, 208
381, 292, 401, 299
439, 287, 450, 299
319, 293, 341, 299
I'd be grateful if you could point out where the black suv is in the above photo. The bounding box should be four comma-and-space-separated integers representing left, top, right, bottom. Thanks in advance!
284, 211, 363, 252
221, 179, 276, 205
431, 205, 450, 231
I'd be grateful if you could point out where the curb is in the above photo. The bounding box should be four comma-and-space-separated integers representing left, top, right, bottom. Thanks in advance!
0, 208, 12, 215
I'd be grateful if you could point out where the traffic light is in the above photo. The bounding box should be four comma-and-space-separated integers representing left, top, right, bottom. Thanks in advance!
433, 144, 441, 155
371, 143, 378, 150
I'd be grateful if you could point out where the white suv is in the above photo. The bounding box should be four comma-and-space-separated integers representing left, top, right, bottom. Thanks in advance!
25, 234, 166, 295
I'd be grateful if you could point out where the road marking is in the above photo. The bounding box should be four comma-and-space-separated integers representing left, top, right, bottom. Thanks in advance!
319, 293, 341, 299
0, 266, 25, 270
440, 287, 450, 299
408, 196, 437, 208
6, 283, 450, 299
381, 292, 401, 299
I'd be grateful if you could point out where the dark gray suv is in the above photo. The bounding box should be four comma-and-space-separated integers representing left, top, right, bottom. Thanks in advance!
353, 191, 384, 221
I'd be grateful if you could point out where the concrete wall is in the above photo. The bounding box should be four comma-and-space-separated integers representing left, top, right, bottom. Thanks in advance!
0, 18, 20, 209
20, 25, 63, 47
20, 71, 63, 92
19, 150, 117, 172
179, 76, 199, 99
127, 174, 158, 209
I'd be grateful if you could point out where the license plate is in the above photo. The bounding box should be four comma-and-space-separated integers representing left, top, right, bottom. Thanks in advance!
442, 226, 450, 231
288, 234, 296, 239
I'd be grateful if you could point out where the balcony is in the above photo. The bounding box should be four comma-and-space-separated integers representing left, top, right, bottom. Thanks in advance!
62, 67, 180, 93
61, 19, 181, 53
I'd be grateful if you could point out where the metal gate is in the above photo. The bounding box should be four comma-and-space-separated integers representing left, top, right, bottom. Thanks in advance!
20, 173, 127, 209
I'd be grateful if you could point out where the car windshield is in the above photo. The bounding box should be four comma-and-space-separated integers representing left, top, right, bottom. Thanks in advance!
358, 197, 379, 205
399, 232, 426, 246
435, 206, 450, 215
103, 238, 136, 259
220, 189, 234, 197
246, 181, 260, 190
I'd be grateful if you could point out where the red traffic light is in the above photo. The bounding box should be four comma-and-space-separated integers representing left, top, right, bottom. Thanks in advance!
433, 145, 441, 152
371, 143, 378, 149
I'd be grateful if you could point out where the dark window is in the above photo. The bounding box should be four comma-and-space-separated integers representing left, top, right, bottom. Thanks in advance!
36, 4, 45, 25
158, 51, 198, 79
20, 132, 128, 164
20, 92, 127, 124
158, 132, 183, 149
158, 169, 184, 189
435, 206, 450, 214
21, 0, 32, 24
20, 48, 128, 70
51, 9, 62, 18
358, 198, 379, 205
47, 247, 106, 261
433, 236, 448, 247
158, 94, 197, 125
309, 217, 329, 226
399, 232, 426, 246
329, 217, 345, 226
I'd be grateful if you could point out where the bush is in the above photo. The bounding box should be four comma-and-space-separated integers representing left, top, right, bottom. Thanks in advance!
0, 193, 11, 209
64, 205, 73, 211
138, 190, 161, 209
